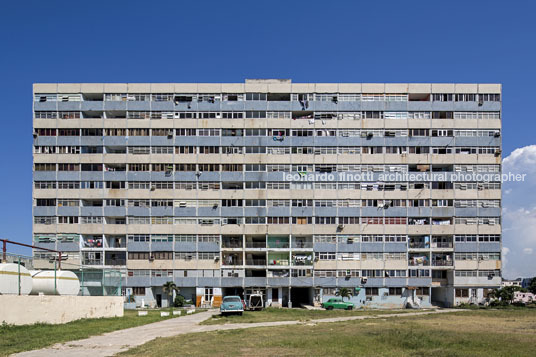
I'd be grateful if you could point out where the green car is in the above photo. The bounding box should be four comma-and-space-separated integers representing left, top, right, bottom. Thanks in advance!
220, 296, 244, 316
321, 297, 355, 310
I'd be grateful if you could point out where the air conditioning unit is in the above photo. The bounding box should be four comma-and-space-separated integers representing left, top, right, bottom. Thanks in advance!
337, 224, 345, 230
149, 255, 155, 261
361, 277, 368, 284
150, 185, 156, 191
214, 256, 220, 262
494, 132, 500, 137
494, 149, 502, 157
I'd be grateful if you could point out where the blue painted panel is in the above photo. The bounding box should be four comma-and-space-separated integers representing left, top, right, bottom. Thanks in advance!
407, 137, 431, 146
479, 242, 501, 252
57, 242, 80, 252
385, 137, 408, 146
152, 242, 174, 251
338, 278, 361, 287
361, 207, 382, 216
221, 207, 244, 217
126, 102, 150, 111
80, 137, 103, 146
407, 207, 432, 216
126, 277, 151, 286
57, 206, 79, 216
265, 172, 286, 181
220, 137, 243, 146
337, 102, 361, 111
455, 137, 480, 147
33, 171, 57, 181
361, 137, 385, 146
431, 102, 454, 111
314, 277, 337, 286
197, 207, 220, 216
175, 137, 198, 146
363, 278, 384, 287
36, 137, 57, 146
198, 277, 220, 287
150, 102, 174, 111
81, 101, 103, 111
151, 137, 174, 146
34, 102, 57, 111
313, 243, 337, 252
104, 172, 126, 181
385, 102, 408, 111
127, 137, 151, 146
104, 137, 127, 146
128, 172, 151, 181
221, 102, 245, 111
267, 102, 291, 111
337, 244, 360, 252
267, 277, 289, 286
174, 207, 197, 216
244, 172, 266, 181
104, 207, 127, 217
104, 102, 127, 111
407, 277, 431, 286
57, 172, 81, 181
57, 102, 81, 111
430, 137, 453, 146
128, 207, 151, 216
127, 242, 150, 252
337, 137, 362, 146
292, 137, 315, 147
478, 137, 501, 147
198, 242, 220, 252
313, 102, 339, 111
197, 172, 220, 181
174, 242, 196, 252
314, 137, 338, 146
385, 278, 406, 286
244, 101, 267, 110
314, 207, 338, 216
151, 207, 174, 216
197, 102, 221, 111
152, 277, 173, 286
360, 102, 385, 111
196, 137, 220, 146
384, 208, 407, 216
291, 277, 313, 287
243, 137, 263, 146
175, 277, 197, 287
34, 242, 56, 250
80, 172, 103, 182
407, 102, 433, 111
291, 207, 313, 217
57, 137, 80, 146
384, 243, 407, 252
455, 208, 478, 216
174, 172, 197, 181
221, 277, 244, 287
478, 208, 501, 216
244, 208, 266, 217
454, 243, 478, 252
150, 172, 173, 181
431, 207, 454, 217
266, 207, 290, 216
81, 207, 103, 216
361, 243, 384, 252
34, 207, 56, 216
220, 172, 244, 182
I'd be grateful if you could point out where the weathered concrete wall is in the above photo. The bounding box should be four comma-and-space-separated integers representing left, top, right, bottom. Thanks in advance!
0, 295, 123, 325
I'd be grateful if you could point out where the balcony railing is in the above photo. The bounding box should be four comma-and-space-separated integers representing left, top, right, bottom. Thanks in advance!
431, 242, 453, 248
245, 259, 267, 266
222, 242, 243, 249
267, 242, 290, 249
291, 242, 314, 249
82, 259, 103, 266
408, 243, 429, 249
432, 260, 453, 266
268, 259, 289, 266
245, 242, 266, 248
222, 260, 243, 266
105, 259, 126, 266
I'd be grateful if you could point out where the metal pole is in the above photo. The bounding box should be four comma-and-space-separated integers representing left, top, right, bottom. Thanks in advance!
54, 260, 57, 295
18, 256, 21, 295
58, 252, 62, 270
2, 240, 6, 262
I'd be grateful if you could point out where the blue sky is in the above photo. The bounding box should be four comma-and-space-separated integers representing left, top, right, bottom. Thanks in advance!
0, 0, 535, 277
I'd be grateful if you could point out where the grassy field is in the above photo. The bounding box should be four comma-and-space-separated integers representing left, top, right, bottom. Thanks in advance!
0, 309, 193, 356
201, 307, 415, 325
122, 309, 536, 356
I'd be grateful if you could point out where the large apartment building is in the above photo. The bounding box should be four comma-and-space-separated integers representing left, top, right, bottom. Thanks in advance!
32, 80, 502, 308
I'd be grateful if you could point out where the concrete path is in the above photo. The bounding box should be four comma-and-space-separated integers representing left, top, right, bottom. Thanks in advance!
14, 309, 462, 357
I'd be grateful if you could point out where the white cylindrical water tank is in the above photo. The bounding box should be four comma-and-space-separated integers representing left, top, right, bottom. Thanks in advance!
0, 263, 33, 295
30, 270, 80, 296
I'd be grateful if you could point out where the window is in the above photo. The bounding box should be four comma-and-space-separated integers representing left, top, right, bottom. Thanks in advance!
389, 287, 403, 296
132, 287, 145, 296
455, 289, 469, 298
365, 287, 379, 296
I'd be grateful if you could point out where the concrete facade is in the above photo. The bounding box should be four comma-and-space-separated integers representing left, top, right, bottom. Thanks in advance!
32, 80, 502, 308
0, 295, 123, 325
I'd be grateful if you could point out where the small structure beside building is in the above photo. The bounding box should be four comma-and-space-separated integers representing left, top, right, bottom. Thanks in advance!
513, 291, 535, 304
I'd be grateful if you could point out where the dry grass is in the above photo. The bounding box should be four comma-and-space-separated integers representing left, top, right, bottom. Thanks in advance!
121, 309, 536, 356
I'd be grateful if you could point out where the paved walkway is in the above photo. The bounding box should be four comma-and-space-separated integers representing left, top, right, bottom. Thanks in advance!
14, 309, 462, 357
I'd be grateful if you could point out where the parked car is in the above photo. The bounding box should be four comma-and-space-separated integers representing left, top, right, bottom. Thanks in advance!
321, 297, 355, 310
247, 294, 264, 311
220, 296, 244, 316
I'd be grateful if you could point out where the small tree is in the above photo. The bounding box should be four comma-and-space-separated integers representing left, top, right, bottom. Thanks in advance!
336, 287, 352, 302
162, 281, 180, 312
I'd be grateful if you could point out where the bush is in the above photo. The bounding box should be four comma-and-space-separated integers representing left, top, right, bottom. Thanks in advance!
174, 295, 186, 307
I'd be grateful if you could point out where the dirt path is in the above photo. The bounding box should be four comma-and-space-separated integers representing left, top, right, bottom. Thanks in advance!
14, 309, 463, 357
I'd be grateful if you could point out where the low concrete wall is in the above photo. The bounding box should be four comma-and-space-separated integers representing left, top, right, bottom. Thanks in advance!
0, 295, 123, 325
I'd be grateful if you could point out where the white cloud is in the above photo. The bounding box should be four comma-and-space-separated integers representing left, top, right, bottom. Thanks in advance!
501, 146, 536, 278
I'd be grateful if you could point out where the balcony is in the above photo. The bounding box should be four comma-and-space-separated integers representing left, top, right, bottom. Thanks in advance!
105, 259, 126, 266
245, 259, 267, 266
222, 242, 243, 249
431, 242, 453, 249
291, 241, 313, 249
245, 241, 266, 248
